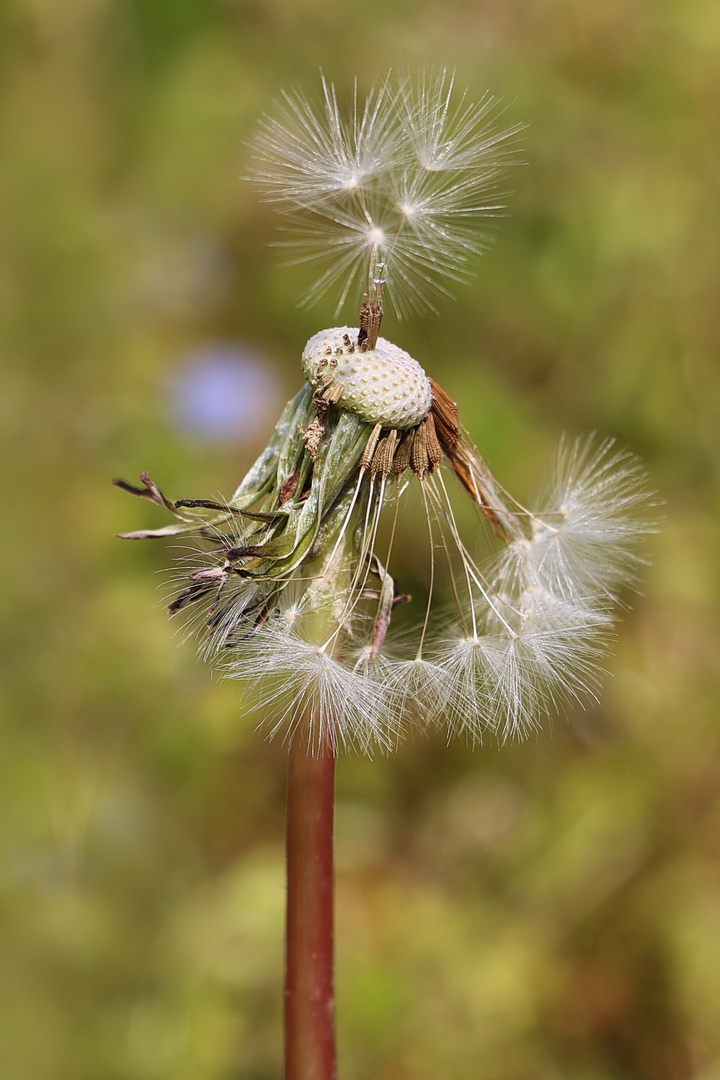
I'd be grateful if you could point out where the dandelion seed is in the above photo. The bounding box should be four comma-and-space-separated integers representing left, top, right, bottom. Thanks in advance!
249, 68, 521, 318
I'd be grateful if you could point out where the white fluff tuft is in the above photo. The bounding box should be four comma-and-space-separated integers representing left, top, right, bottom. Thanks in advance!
225, 616, 402, 755
501, 437, 656, 606
432, 587, 610, 743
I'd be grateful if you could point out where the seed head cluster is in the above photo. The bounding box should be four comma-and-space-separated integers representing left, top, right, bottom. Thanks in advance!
117, 72, 655, 754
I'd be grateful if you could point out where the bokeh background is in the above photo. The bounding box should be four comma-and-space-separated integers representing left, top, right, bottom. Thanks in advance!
2, 1, 719, 1078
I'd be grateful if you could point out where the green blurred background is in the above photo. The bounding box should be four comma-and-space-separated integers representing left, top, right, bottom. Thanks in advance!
1, 1, 719, 1077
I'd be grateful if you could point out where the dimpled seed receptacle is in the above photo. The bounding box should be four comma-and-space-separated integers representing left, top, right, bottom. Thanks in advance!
302, 327, 433, 430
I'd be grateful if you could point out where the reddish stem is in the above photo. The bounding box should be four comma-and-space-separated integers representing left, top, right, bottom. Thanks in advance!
284, 737, 337, 1080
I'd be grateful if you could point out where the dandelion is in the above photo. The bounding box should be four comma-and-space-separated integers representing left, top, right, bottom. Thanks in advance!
117, 71, 655, 1080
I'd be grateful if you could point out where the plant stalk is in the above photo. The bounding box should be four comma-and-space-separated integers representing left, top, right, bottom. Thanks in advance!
284, 736, 337, 1080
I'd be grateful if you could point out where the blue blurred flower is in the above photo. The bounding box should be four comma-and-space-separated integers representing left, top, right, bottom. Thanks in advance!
168, 346, 280, 442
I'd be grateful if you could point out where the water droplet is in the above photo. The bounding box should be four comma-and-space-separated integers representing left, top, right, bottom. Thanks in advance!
372, 260, 387, 285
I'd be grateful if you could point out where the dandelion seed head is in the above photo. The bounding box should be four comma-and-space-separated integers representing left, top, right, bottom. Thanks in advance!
120, 75, 655, 755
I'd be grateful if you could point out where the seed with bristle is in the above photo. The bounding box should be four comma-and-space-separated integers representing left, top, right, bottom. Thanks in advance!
302, 327, 433, 430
